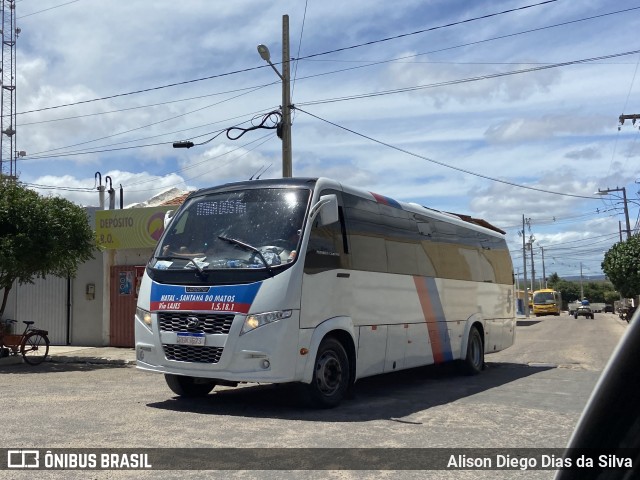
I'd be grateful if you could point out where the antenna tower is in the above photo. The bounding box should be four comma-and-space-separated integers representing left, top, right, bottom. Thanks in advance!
0, 0, 18, 179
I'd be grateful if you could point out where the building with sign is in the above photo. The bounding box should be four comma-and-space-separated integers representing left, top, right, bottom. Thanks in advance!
95, 205, 175, 346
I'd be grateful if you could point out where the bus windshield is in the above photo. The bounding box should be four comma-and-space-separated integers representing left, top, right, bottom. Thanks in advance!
151, 187, 311, 272
533, 292, 556, 304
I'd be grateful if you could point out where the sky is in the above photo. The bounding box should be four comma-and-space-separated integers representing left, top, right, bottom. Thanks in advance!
4, 0, 640, 281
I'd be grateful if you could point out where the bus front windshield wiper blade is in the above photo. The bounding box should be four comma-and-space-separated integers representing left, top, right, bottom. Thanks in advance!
217, 235, 273, 275
156, 255, 207, 278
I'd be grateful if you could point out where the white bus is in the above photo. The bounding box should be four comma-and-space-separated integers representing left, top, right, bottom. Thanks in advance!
135, 177, 515, 407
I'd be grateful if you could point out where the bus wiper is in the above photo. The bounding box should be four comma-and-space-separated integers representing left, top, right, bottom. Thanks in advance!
217, 235, 273, 276
156, 255, 207, 279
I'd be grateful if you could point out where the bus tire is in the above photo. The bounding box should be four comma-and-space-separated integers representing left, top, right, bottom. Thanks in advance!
164, 374, 216, 398
305, 337, 350, 409
462, 326, 484, 375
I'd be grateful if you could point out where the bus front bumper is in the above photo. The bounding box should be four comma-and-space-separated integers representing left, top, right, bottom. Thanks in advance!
134, 311, 304, 384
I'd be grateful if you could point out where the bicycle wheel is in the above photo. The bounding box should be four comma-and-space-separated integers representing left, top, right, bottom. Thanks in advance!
21, 332, 50, 365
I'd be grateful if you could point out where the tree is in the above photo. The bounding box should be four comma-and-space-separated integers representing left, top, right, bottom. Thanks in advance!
0, 179, 96, 318
602, 236, 640, 299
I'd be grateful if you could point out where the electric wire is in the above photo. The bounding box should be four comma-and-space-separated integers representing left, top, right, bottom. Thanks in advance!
295, 107, 609, 200
25, 47, 633, 162
296, 49, 640, 107
20, 106, 280, 161
125, 133, 275, 192
24, 133, 274, 194
291, 0, 310, 101
13, 0, 560, 116
18, 6, 638, 125
297, 0, 559, 61
17, 0, 80, 19
19, 82, 279, 126
26, 84, 271, 157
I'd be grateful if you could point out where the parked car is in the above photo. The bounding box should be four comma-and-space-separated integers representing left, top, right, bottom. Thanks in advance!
604, 304, 614, 313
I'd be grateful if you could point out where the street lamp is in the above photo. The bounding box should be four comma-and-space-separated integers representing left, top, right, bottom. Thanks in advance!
596, 187, 631, 240
257, 14, 292, 178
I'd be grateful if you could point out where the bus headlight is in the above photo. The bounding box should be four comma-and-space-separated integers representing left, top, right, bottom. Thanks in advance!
136, 307, 153, 332
241, 310, 292, 335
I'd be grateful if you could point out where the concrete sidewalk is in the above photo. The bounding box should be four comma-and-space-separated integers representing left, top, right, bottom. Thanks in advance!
1, 345, 135, 366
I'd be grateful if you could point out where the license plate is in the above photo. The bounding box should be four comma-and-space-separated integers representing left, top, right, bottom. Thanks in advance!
176, 333, 206, 346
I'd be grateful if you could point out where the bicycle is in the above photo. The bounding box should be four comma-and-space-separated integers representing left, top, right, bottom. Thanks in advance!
0, 319, 50, 365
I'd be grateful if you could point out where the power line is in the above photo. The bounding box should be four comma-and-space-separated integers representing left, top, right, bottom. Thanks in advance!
125, 133, 274, 191
21, 181, 93, 192
291, 0, 310, 101
18, 5, 638, 125
18, 0, 80, 19
300, 6, 640, 66
23, 132, 275, 194
14, 0, 559, 116
19, 82, 279, 126
20, 106, 279, 161
296, 49, 640, 107
21, 47, 636, 160
499, 210, 619, 230
298, 0, 559, 61
295, 107, 610, 200
26, 85, 271, 157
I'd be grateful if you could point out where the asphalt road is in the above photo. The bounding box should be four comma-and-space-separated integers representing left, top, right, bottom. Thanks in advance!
0, 313, 629, 480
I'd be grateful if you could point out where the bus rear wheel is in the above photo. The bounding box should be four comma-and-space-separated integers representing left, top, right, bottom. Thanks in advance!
462, 326, 484, 375
305, 337, 350, 409
164, 374, 217, 398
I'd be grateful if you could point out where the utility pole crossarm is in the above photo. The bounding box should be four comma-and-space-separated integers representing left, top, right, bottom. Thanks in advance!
619, 113, 640, 125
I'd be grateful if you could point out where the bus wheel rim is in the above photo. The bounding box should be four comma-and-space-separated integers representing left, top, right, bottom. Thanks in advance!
315, 351, 342, 396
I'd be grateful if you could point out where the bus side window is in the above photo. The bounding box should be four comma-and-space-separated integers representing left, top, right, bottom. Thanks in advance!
304, 191, 348, 272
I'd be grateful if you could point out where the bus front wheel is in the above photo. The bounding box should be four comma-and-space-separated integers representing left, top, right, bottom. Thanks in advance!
165, 374, 217, 398
305, 337, 350, 409
462, 326, 484, 375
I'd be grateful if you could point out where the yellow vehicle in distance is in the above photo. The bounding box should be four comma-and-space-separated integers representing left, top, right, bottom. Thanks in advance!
532, 289, 562, 316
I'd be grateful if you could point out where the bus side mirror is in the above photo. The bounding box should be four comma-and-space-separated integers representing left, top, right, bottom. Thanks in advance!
314, 194, 339, 226
164, 210, 175, 228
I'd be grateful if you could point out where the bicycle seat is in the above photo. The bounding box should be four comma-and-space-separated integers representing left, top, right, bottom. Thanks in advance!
23, 321, 34, 325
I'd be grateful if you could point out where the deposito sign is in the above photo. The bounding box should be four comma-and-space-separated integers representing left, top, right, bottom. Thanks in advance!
95, 206, 173, 249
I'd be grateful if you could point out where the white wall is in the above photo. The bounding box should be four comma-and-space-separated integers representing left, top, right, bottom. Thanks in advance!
70, 251, 104, 346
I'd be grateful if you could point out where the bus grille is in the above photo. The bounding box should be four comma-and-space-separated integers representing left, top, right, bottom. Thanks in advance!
158, 312, 234, 335
162, 344, 223, 364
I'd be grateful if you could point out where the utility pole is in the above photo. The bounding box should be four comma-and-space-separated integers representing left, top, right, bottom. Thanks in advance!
529, 239, 535, 292
619, 221, 623, 243
596, 187, 631, 240
257, 14, 292, 178
281, 15, 292, 178
540, 245, 547, 288
521, 215, 530, 317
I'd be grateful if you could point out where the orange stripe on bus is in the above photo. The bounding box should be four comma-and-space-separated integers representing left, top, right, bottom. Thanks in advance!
413, 276, 446, 363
